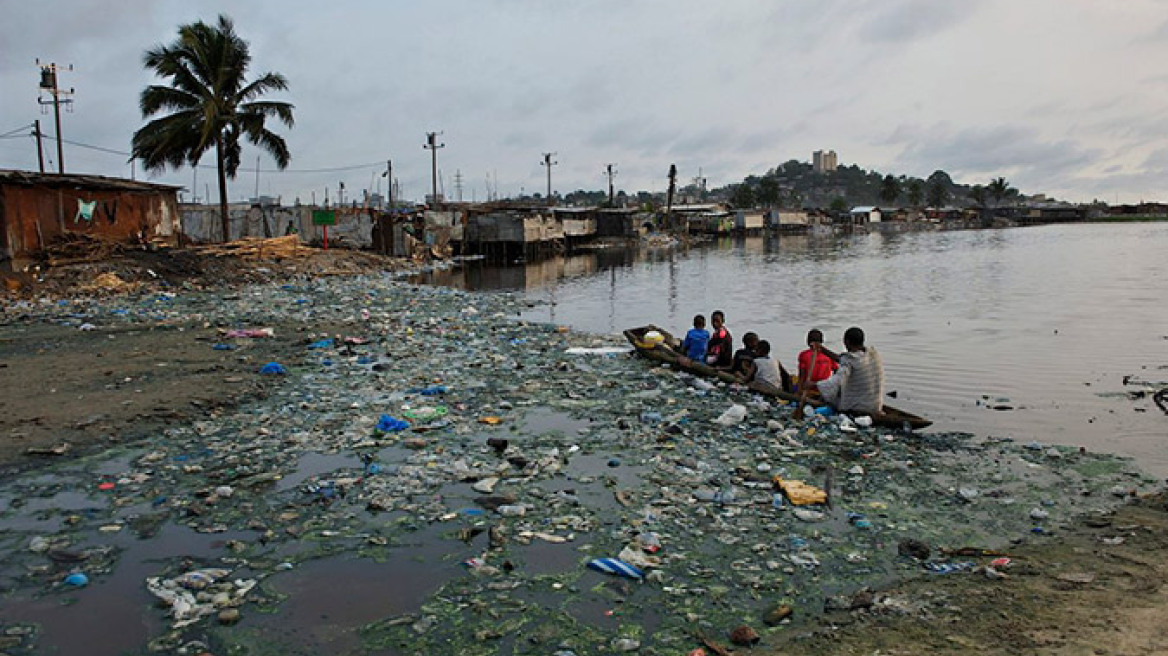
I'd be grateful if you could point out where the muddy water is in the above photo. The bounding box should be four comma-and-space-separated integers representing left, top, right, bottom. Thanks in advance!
420, 223, 1168, 475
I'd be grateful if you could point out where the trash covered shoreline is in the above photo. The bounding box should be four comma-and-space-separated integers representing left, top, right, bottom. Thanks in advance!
0, 274, 1160, 656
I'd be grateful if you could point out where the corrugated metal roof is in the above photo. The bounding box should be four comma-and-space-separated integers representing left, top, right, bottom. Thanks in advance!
0, 169, 181, 192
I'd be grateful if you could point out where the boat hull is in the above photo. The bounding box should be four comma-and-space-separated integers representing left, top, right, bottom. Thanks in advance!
623, 325, 932, 430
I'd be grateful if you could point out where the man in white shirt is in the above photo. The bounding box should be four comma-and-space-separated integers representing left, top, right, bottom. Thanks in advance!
817, 327, 884, 414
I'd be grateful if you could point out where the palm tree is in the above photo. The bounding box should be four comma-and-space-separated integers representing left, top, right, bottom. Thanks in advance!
987, 177, 1015, 207
968, 184, 988, 208
132, 15, 294, 242
907, 180, 924, 208
879, 174, 901, 206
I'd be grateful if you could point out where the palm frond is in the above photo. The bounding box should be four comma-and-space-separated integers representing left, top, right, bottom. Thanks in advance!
140, 85, 201, 117
132, 111, 210, 173
238, 72, 288, 102
240, 100, 295, 127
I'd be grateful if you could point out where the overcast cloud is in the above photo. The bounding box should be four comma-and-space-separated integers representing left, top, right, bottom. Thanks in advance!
2, 0, 1168, 204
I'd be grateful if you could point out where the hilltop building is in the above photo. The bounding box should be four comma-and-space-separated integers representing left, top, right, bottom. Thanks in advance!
812, 150, 838, 173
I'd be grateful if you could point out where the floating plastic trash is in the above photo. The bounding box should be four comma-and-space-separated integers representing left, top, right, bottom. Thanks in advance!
403, 406, 448, 422
773, 477, 827, 505
587, 558, 644, 580
307, 339, 334, 349
212, 343, 234, 351
375, 415, 410, 433
226, 328, 274, 338
564, 346, 629, 355
713, 404, 747, 426
924, 561, 976, 574
259, 362, 287, 375
63, 573, 89, 587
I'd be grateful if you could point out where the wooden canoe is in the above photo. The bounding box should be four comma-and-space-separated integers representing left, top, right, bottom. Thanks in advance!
623, 325, 932, 430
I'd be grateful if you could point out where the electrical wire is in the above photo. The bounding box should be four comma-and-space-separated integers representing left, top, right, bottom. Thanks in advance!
0, 123, 34, 138
56, 136, 384, 174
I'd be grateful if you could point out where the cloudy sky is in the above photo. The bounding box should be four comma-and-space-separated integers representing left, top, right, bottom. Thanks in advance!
2, 0, 1168, 204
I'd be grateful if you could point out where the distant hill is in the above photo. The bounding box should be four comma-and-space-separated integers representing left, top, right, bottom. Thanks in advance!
704, 160, 1028, 210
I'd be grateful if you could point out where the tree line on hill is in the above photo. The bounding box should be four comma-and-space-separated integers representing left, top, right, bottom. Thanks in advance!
715, 160, 1021, 211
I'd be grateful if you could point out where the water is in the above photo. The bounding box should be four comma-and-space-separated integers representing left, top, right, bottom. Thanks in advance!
419, 223, 1168, 475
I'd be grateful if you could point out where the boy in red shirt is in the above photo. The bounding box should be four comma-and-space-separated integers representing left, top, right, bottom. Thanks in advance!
797, 329, 839, 393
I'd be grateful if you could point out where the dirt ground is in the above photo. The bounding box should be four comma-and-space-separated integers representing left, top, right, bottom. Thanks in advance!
0, 243, 411, 473
3, 244, 1168, 655
768, 493, 1168, 656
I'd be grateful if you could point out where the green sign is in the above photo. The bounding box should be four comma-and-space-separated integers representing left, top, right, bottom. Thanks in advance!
312, 210, 337, 226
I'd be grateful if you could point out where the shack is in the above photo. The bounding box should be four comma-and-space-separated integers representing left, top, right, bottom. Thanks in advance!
0, 169, 179, 267
849, 206, 882, 224
595, 208, 643, 238
552, 207, 598, 245
465, 208, 564, 260
733, 210, 766, 233
770, 209, 811, 233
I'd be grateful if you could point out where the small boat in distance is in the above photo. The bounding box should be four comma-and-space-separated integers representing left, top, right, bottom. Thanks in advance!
623, 325, 932, 430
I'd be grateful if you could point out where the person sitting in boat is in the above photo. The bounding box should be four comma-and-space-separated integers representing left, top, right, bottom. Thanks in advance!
817, 326, 884, 414
752, 340, 789, 390
796, 329, 839, 393
679, 314, 710, 363
730, 331, 759, 380
706, 310, 733, 368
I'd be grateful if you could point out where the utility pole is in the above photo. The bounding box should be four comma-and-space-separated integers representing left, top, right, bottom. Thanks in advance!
453, 170, 463, 202
254, 155, 260, 201
36, 60, 73, 175
381, 159, 393, 210
424, 131, 444, 205
666, 164, 678, 229
33, 120, 45, 173
605, 163, 617, 206
541, 152, 558, 205
382, 159, 393, 254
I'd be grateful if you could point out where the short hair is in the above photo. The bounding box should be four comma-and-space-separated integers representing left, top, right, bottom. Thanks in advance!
756, 340, 771, 356
693, 314, 706, 328
844, 326, 865, 347
743, 331, 759, 345
711, 310, 725, 322
807, 329, 824, 345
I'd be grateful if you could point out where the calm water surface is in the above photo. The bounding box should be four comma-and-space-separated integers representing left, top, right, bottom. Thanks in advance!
422, 223, 1168, 475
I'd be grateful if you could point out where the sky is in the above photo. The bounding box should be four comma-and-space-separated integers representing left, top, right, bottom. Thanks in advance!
3, 0, 1168, 205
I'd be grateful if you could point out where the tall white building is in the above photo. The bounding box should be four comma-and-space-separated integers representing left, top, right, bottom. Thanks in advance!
813, 150, 838, 173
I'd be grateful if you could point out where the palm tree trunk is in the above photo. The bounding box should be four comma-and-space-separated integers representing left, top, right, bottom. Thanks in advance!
216, 134, 230, 242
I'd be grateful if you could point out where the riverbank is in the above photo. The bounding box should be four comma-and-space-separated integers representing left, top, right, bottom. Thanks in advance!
774, 491, 1168, 655
0, 257, 1164, 655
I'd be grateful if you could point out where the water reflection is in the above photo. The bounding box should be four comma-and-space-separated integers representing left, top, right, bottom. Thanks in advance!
416, 224, 1168, 474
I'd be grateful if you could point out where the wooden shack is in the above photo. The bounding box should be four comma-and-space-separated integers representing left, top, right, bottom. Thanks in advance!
1, 169, 179, 267
465, 209, 565, 260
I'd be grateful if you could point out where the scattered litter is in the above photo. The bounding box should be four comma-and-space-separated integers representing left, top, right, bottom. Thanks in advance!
587, 558, 644, 580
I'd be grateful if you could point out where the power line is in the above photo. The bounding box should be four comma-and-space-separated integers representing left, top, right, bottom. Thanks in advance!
49, 136, 384, 174
0, 123, 34, 138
